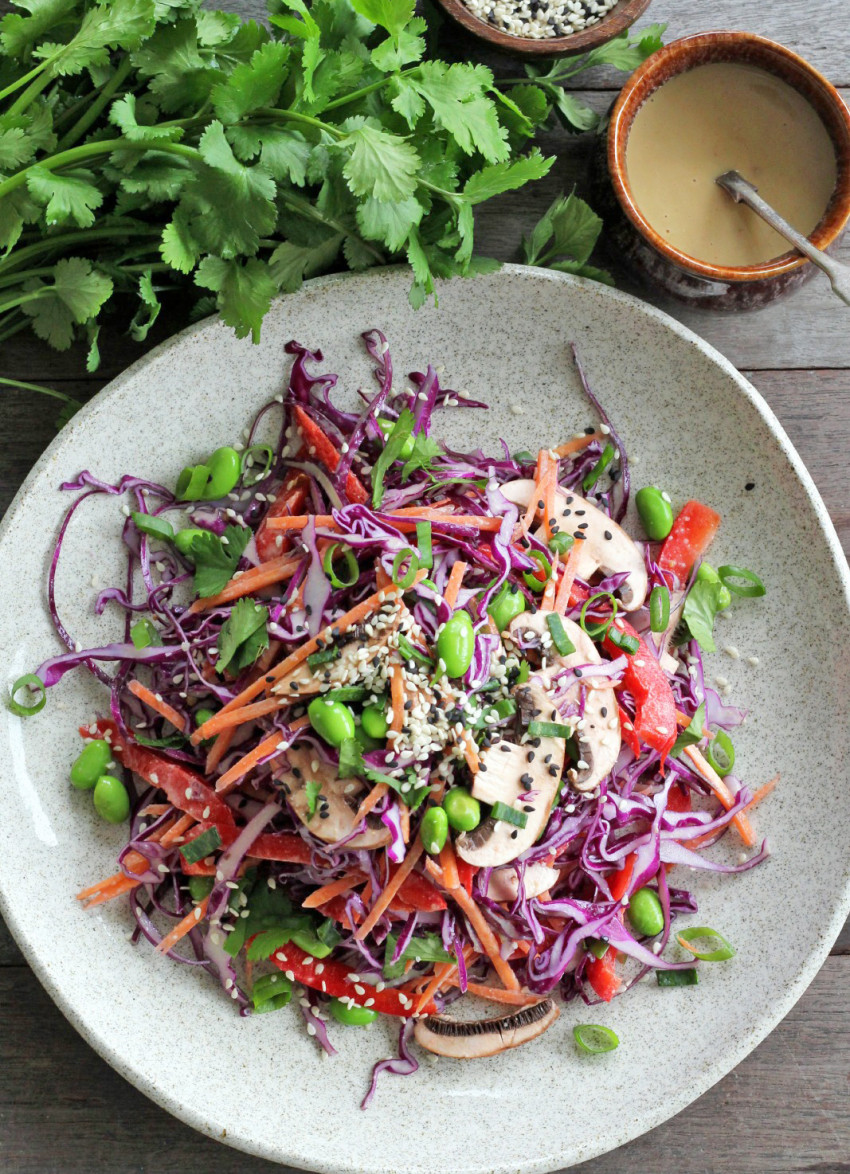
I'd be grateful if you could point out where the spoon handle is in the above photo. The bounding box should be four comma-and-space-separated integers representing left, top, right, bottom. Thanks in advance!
716, 170, 850, 307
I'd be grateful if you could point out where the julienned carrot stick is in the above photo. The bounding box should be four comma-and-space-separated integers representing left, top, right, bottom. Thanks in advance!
159, 812, 196, 848
187, 553, 301, 614
77, 872, 139, 907
205, 724, 236, 774
683, 745, 756, 847
443, 559, 467, 609
399, 802, 410, 844
155, 896, 210, 954
389, 663, 405, 734
127, 680, 187, 733
521, 453, 545, 532
553, 431, 603, 458
190, 573, 426, 741
302, 873, 364, 910
743, 773, 779, 813
215, 731, 285, 794
460, 729, 479, 774
355, 839, 425, 940
464, 982, 540, 1006
449, 882, 520, 991
352, 781, 389, 829
194, 695, 284, 742
415, 961, 458, 1013
267, 510, 504, 534
554, 542, 581, 614
542, 456, 557, 543
439, 840, 460, 890
542, 552, 559, 609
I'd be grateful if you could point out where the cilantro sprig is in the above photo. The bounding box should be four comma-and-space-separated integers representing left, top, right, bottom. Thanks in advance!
0, 0, 559, 396
180, 523, 250, 598
216, 597, 269, 674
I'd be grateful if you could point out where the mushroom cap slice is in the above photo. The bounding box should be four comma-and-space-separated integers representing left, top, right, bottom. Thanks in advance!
509, 610, 620, 794
500, 479, 648, 610
414, 999, 559, 1058
486, 862, 559, 903
280, 744, 390, 849
455, 677, 565, 869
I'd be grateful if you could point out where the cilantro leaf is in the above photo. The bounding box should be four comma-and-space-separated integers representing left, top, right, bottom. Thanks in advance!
195, 255, 277, 344
349, 0, 415, 35
26, 166, 103, 228
228, 125, 311, 186
356, 196, 422, 252
410, 62, 509, 163
159, 207, 199, 274
183, 120, 277, 258
463, 148, 553, 205
305, 779, 322, 819
20, 258, 113, 351
185, 524, 251, 598
401, 431, 441, 481
0, 0, 78, 59
582, 23, 666, 71
522, 192, 610, 283
672, 703, 706, 757
246, 928, 291, 962
108, 94, 184, 142
216, 597, 269, 675
389, 74, 426, 128
269, 234, 343, 294
372, 407, 414, 507
371, 20, 425, 72
682, 580, 726, 653
552, 91, 601, 133
211, 41, 291, 123
340, 118, 420, 202
33, 0, 156, 78
129, 270, 161, 342
0, 104, 56, 170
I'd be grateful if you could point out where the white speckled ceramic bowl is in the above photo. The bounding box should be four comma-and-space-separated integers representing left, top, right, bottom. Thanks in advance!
1, 266, 849, 1172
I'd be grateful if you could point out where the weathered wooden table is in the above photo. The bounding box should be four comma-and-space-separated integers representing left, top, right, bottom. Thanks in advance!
2, 1, 848, 1170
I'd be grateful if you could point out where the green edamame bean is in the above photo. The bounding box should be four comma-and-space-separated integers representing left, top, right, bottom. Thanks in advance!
308, 696, 356, 748
377, 418, 415, 459
175, 464, 211, 501
174, 527, 209, 557
70, 739, 112, 791
635, 486, 674, 541
195, 707, 216, 729
188, 875, 214, 902
696, 562, 732, 609
436, 610, 475, 678
361, 702, 388, 741
329, 997, 378, 1026
420, 806, 449, 855
202, 446, 242, 500
93, 774, 130, 823
442, 787, 480, 832
627, 887, 664, 937
487, 583, 526, 632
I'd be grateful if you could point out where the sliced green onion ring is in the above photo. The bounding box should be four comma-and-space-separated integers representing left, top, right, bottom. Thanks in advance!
704, 729, 735, 776
676, 926, 736, 962
582, 441, 615, 493
131, 511, 174, 542
717, 565, 766, 598
607, 627, 639, 655
546, 613, 575, 656
8, 673, 46, 717
548, 531, 575, 556
579, 591, 619, 640
392, 547, 420, 590
528, 719, 572, 739
322, 543, 358, 589
573, 1023, 619, 1054
656, 968, 699, 987
175, 463, 211, 500
416, 521, 433, 569
522, 549, 551, 593
490, 801, 527, 828
241, 443, 274, 483
649, 584, 670, 633
307, 647, 338, 670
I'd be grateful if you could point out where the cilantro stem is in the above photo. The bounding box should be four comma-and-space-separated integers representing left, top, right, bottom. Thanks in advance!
55, 56, 134, 152
261, 109, 344, 139
0, 61, 48, 105
0, 374, 81, 407
322, 67, 421, 112
0, 225, 161, 278
0, 314, 26, 344
276, 192, 385, 264
0, 289, 51, 315
0, 139, 200, 202
419, 179, 464, 206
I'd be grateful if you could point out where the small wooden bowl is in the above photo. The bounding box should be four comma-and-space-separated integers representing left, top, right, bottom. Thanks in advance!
433, 0, 653, 58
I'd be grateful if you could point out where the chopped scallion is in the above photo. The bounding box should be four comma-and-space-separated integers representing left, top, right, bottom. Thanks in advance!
579, 591, 618, 640
241, 443, 274, 483
397, 633, 432, 667
325, 686, 368, 703
522, 549, 551, 593
7, 673, 46, 718
656, 968, 699, 987
649, 584, 670, 633
607, 627, 639, 655
391, 547, 419, 590
573, 1023, 619, 1054
548, 531, 575, 556
322, 543, 358, 589
179, 826, 222, 865
307, 647, 339, 670
582, 441, 615, 493
676, 926, 736, 962
528, 719, 572, 738
717, 565, 766, 598
546, 613, 575, 656
131, 511, 174, 541
490, 801, 528, 828
416, 521, 433, 569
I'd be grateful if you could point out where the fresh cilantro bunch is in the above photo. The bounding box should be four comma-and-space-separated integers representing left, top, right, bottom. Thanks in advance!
0, 0, 557, 396
522, 191, 614, 285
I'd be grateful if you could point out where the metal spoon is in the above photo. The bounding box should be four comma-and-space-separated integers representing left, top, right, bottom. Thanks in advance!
716, 169, 850, 307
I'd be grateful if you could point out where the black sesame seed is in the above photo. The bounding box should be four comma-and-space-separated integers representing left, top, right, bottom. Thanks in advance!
531, 737, 541, 747
537, 499, 544, 510
549, 517, 557, 527
600, 706, 608, 718
566, 496, 574, 505
523, 804, 535, 813
404, 700, 413, 711
562, 508, 572, 518
573, 532, 586, 540
745, 482, 755, 491
578, 523, 589, 530
548, 765, 559, 777
292, 767, 302, 779
510, 829, 519, 839
544, 754, 552, 764
521, 773, 533, 785
584, 426, 595, 435
575, 668, 583, 677
479, 763, 488, 772
305, 605, 312, 616
574, 510, 585, 516
527, 751, 536, 763
610, 468, 621, 483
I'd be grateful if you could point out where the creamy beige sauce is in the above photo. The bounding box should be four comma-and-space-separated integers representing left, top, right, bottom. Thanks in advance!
625, 63, 837, 267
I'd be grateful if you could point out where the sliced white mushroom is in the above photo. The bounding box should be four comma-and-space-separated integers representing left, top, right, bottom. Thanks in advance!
455, 676, 565, 869
272, 612, 403, 698
414, 999, 559, 1058
279, 744, 390, 849
486, 862, 559, 903
500, 478, 648, 610
509, 610, 620, 794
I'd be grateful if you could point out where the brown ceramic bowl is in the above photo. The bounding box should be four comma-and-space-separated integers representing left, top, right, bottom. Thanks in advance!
595, 32, 850, 309
434, 0, 652, 59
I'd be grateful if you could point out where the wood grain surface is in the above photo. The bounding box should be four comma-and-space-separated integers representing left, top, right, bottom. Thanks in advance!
1, 1, 849, 1171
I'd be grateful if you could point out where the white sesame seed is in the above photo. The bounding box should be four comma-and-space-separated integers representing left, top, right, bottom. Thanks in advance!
723, 645, 740, 659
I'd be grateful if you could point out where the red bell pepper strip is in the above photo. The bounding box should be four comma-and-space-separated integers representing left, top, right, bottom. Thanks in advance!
603, 622, 677, 762
607, 852, 635, 903
87, 721, 235, 830
617, 705, 641, 758
292, 405, 368, 505
454, 859, 478, 898
255, 473, 310, 562
393, 868, 447, 912
268, 940, 436, 1016
659, 500, 721, 585
586, 950, 620, 1003
666, 784, 692, 815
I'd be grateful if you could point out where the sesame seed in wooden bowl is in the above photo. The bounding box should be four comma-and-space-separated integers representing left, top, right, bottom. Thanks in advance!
434, 0, 653, 58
